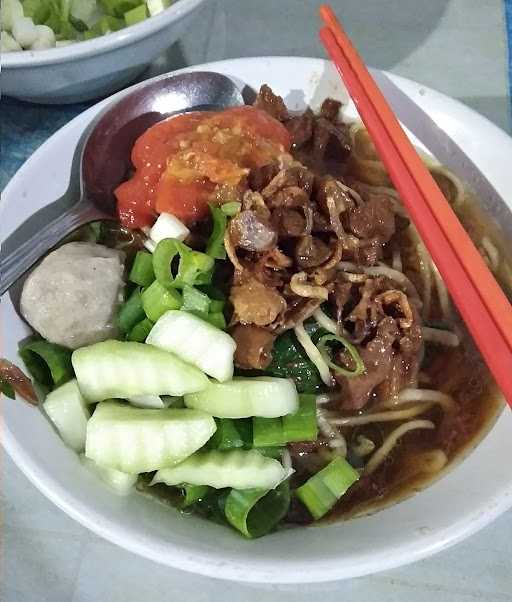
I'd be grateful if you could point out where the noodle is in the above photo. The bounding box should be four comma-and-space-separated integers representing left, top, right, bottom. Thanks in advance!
326, 404, 433, 426
290, 272, 329, 300
431, 261, 452, 320
397, 388, 455, 411
317, 408, 347, 456
365, 420, 435, 475
422, 326, 460, 347
313, 308, 338, 334
294, 322, 333, 387
351, 435, 376, 457
480, 236, 500, 272
392, 246, 402, 272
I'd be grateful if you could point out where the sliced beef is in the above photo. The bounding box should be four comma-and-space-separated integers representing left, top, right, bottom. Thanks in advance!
295, 235, 332, 268
348, 196, 396, 244
231, 274, 286, 326
229, 209, 277, 253
273, 208, 308, 237
232, 324, 276, 370
286, 108, 315, 147
253, 84, 289, 121
337, 317, 400, 410
312, 117, 351, 163
320, 98, 342, 122
248, 163, 280, 191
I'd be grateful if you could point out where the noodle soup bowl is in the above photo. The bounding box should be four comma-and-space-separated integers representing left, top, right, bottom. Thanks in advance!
1, 57, 512, 583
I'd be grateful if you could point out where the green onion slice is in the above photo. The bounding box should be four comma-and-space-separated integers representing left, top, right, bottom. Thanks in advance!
18, 338, 73, 389
153, 239, 214, 290
295, 457, 359, 520
206, 205, 227, 260
225, 481, 290, 538
220, 202, 241, 216
253, 395, 318, 447
182, 285, 211, 314
127, 318, 154, 343
118, 287, 146, 335
317, 334, 365, 377
141, 280, 182, 322
179, 484, 210, 508
129, 251, 155, 287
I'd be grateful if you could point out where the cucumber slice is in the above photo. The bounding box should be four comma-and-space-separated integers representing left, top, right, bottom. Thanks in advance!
85, 401, 216, 473
152, 449, 291, 490
147, 310, 235, 382
43, 379, 90, 452
72, 340, 208, 401
81, 455, 137, 495
184, 377, 299, 418
127, 394, 173, 409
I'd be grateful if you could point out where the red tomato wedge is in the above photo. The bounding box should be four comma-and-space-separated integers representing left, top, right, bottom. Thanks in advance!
114, 106, 291, 227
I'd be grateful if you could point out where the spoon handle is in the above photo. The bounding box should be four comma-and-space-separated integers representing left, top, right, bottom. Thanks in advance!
0, 200, 105, 296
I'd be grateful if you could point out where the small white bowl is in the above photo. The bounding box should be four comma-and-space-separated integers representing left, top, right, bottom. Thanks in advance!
1, 0, 208, 104
2, 57, 512, 583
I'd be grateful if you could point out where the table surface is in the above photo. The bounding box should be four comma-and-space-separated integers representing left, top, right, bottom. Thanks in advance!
2, 1, 512, 600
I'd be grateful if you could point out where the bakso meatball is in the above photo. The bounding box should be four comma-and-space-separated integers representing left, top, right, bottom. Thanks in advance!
21, 242, 125, 349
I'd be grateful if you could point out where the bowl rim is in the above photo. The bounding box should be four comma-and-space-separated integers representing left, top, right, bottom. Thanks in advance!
1, 0, 206, 68
2, 56, 512, 583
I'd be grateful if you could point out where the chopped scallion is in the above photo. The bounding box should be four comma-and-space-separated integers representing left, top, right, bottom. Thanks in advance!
127, 318, 154, 343
118, 287, 146, 335
225, 481, 290, 538
153, 239, 214, 290
129, 251, 155, 287
141, 280, 182, 322
220, 202, 241, 216
179, 484, 210, 508
18, 338, 73, 390
206, 205, 227, 260
317, 334, 365, 378
295, 457, 359, 519
182, 285, 211, 314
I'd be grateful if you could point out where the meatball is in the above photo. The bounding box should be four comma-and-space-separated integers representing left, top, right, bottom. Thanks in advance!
20, 242, 125, 349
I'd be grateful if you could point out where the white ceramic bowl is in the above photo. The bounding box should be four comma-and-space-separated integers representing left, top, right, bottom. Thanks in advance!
1, 0, 208, 104
2, 57, 512, 584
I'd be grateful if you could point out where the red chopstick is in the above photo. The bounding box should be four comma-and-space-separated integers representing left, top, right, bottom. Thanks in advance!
319, 4, 512, 407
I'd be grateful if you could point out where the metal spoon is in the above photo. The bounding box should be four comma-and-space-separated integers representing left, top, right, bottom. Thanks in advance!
0, 71, 244, 296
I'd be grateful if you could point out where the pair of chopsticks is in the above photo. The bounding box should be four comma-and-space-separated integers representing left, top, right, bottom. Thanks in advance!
319, 5, 512, 407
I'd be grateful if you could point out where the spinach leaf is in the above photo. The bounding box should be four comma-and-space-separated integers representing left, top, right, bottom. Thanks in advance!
264, 321, 326, 394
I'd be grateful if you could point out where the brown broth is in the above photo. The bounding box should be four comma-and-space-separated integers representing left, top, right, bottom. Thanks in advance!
322, 185, 509, 522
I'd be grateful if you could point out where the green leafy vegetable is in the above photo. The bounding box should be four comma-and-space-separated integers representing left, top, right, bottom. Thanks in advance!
208, 418, 253, 450
264, 329, 324, 394
0, 380, 16, 399
178, 484, 210, 508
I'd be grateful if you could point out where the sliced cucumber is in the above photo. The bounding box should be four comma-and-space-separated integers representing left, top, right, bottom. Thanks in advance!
127, 394, 173, 409
85, 401, 216, 473
81, 455, 137, 495
43, 379, 90, 452
152, 449, 291, 490
72, 340, 208, 401
147, 310, 235, 382
184, 377, 299, 418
